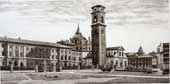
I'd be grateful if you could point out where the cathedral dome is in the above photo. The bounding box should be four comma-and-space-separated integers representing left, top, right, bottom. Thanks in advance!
71, 24, 86, 40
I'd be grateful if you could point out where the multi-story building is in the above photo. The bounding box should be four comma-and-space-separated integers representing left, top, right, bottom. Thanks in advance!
83, 52, 92, 67
157, 43, 170, 70
127, 55, 152, 69
0, 36, 82, 72
127, 46, 153, 69
57, 25, 92, 69
148, 51, 159, 68
83, 46, 128, 70
67, 24, 92, 52
106, 46, 128, 70
0, 42, 4, 66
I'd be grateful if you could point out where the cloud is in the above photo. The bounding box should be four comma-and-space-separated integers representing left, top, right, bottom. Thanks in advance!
0, 0, 169, 53
0, 0, 168, 27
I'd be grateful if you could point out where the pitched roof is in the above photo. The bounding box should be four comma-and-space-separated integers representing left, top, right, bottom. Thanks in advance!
92, 4, 105, 9
0, 37, 71, 49
107, 46, 125, 50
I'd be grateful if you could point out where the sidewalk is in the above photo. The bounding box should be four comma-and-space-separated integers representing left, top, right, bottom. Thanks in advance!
0, 70, 35, 73
61, 69, 101, 73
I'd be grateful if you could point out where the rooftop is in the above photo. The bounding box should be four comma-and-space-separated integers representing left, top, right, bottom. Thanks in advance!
92, 4, 105, 9
107, 46, 125, 50
0, 36, 71, 49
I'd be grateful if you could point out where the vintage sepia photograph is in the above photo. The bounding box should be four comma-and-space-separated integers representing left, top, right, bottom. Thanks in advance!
0, 0, 169, 84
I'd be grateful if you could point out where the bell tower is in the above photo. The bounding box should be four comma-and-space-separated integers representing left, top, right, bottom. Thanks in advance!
91, 5, 106, 67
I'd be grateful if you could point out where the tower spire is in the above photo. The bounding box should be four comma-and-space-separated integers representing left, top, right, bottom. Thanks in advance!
76, 24, 80, 34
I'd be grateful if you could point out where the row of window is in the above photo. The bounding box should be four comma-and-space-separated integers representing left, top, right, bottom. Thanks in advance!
51, 55, 58, 59
74, 40, 90, 45
61, 55, 76, 61
9, 51, 24, 57
60, 50, 71, 54
75, 46, 91, 51
107, 52, 124, 56
60, 50, 82, 56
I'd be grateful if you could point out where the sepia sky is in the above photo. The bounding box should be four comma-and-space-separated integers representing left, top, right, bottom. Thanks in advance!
0, 0, 169, 53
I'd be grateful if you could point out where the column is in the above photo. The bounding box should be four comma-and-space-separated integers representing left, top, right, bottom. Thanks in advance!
92, 65, 94, 71
10, 60, 14, 72
53, 63, 56, 72
77, 64, 80, 71
59, 62, 62, 71
35, 64, 38, 72
43, 60, 46, 72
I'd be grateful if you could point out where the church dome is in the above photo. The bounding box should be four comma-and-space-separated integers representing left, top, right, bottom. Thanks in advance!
71, 24, 86, 40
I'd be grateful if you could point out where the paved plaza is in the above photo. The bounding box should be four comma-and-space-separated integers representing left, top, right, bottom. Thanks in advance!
1, 70, 169, 84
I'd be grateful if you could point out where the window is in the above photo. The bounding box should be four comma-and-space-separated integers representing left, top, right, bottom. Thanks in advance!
26, 48, 29, 51
20, 52, 23, 57
119, 52, 121, 56
79, 57, 81, 61
111, 60, 114, 64
101, 17, 104, 23
31, 48, 33, 51
114, 52, 116, 55
109, 52, 111, 56
52, 49, 55, 52
120, 61, 123, 67
95, 30, 98, 35
10, 45, 12, 48
14, 61, 18, 66
65, 55, 67, 60
76, 47, 78, 50
56, 55, 58, 59
52, 55, 54, 59
9, 61, 11, 65
93, 16, 97, 23
74, 57, 76, 61
164, 54, 169, 57
27, 63, 29, 66
101, 29, 104, 34
69, 56, 71, 60
116, 60, 118, 65
61, 56, 63, 60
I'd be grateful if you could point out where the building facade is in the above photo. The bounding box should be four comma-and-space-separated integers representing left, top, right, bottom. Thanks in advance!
0, 37, 82, 72
127, 46, 154, 70
69, 25, 91, 52
57, 24, 92, 69
106, 46, 128, 70
0, 42, 4, 66
157, 43, 170, 70
83, 46, 128, 70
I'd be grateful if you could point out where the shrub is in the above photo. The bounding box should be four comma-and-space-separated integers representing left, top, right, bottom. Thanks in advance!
100, 65, 113, 72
